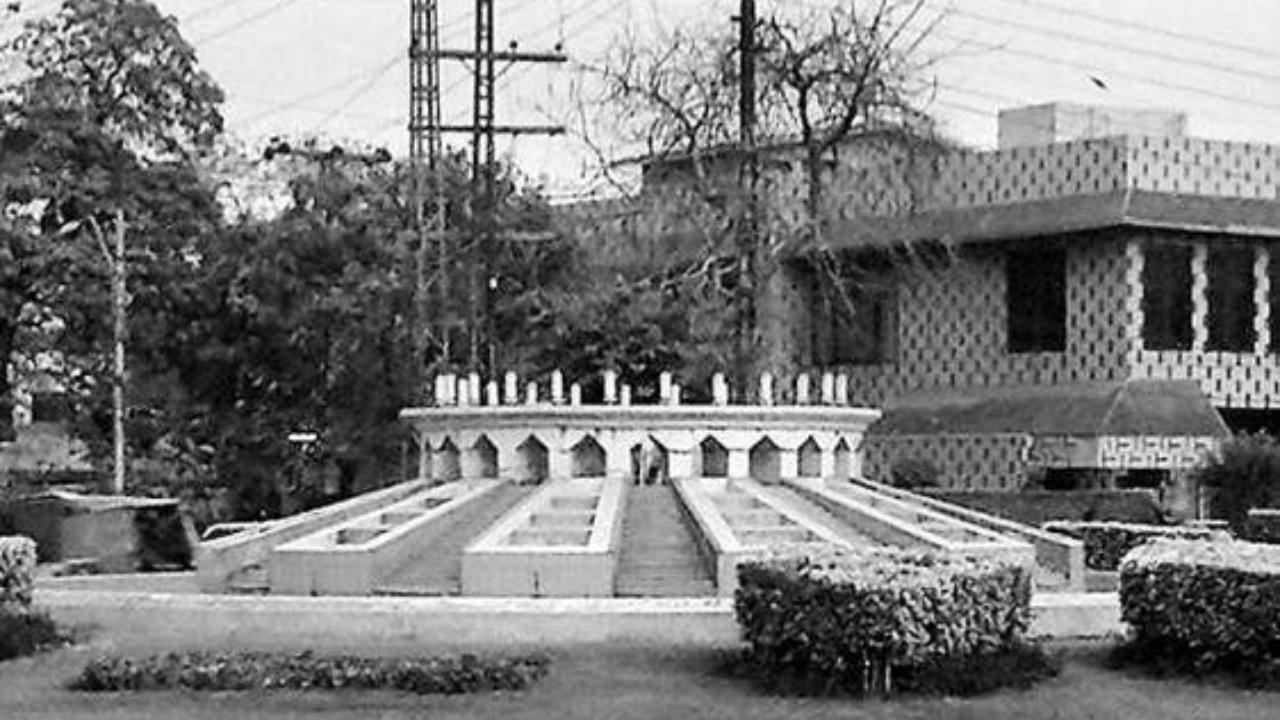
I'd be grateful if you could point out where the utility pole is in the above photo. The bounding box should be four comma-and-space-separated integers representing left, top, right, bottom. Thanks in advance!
110, 210, 126, 496
734, 0, 761, 390
409, 0, 452, 378
85, 212, 127, 495
410, 0, 566, 375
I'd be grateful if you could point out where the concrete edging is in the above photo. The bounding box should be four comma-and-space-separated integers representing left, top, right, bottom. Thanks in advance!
34, 587, 1123, 650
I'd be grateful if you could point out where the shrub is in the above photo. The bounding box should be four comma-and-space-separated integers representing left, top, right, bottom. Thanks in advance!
0, 536, 37, 612
72, 651, 551, 694
1243, 508, 1280, 544
1119, 539, 1279, 681
889, 458, 940, 490
0, 611, 66, 662
1194, 433, 1280, 533
1041, 521, 1224, 570
734, 547, 1033, 697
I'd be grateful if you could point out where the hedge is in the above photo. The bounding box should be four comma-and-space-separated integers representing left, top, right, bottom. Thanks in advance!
72, 651, 551, 694
1119, 539, 1280, 674
1243, 509, 1280, 544
1041, 521, 1225, 571
734, 547, 1032, 696
0, 536, 37, 612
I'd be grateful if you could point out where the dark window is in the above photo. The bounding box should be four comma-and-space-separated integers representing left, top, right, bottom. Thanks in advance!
1206, 246, 1256, 352
809, 268, 897, 366
1142, 244, 1193, 350
1006, 249, 1066, 353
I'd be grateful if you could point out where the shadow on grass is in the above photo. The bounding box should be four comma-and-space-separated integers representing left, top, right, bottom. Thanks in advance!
702, 642, 1063, 700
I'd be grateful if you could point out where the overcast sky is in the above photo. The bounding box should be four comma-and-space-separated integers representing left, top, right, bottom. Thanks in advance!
15, 1, 1280, 196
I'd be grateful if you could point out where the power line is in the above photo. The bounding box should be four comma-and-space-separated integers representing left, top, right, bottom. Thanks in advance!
931, 29, 1280, 114
313, 54, 407, 132
947, 5, 1280, 86
195, 0, 311, 45
981, 0, 1280, 63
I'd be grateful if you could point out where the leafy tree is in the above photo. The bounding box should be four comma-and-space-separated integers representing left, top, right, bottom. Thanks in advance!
0, 0, 222, 443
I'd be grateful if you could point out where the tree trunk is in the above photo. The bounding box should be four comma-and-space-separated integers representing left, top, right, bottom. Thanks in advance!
0, 312, 15, 442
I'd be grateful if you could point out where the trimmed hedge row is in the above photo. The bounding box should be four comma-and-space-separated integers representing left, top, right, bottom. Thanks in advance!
0, 610, 65, 662
1244, 509, 1280, 544
1119, 539, 1279, 675
734, 547, 1032, 696
0, 536, 37, 611
1041, 521, 1225, 570
72, 651, 551, 694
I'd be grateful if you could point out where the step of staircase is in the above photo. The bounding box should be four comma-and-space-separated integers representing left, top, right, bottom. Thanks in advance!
614, 484, 716, 597
374, 482, 532, 596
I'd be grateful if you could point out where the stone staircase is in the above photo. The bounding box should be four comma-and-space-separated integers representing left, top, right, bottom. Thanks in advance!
614, 483, 716, 597
375, 482, 532, 596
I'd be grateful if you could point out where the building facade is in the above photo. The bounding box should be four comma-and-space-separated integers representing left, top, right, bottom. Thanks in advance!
769, 107, 1278, 493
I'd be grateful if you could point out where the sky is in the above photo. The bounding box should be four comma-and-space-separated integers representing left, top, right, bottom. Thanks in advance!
8, 0, 1280, 198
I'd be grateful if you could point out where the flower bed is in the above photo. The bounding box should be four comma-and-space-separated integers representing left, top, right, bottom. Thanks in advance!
72, 651, 551, 694
1119, 539, 1279, 682
734, 546, 1033, 696
0, 536, 36, 612
1041, 521, 1224, 571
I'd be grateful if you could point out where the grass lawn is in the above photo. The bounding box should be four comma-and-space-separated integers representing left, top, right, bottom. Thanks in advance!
0, 641, 1273, 720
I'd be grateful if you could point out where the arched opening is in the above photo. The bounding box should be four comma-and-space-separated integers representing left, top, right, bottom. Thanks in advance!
516, 436, 550, 484
629, 436, 669, 485
699, 436, 728, 478
466, 435, 499, 478
798, 437, 823, 478
435, 438, 461, 482
833, 438, 852, 480
570, 435, 607, 477
749, 437, 781, 483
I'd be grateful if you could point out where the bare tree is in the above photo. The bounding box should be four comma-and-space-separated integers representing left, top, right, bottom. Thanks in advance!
569, 0, 950, 385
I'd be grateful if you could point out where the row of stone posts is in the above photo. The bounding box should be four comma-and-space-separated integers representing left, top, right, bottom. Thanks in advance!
430, 370, 858, 407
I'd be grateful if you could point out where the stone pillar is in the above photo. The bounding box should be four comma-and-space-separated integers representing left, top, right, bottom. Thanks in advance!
467, 373, 482, 405
712, 373, 729, 406
821, 373, 835, 404
664, 433, 698, 479
504, 372, 519, 404
569, 383, 582, 406
835, 373, 849, 405
525, 382, 539, 405
605, 430, 632, 479
659, 372, 673, 404
620, 384, 632, 406
456, 378, 471, 406
417, 434, 432, 480
778, 447, 799, 480
759, 373, 774, 406
551, 371, 565, 404
548, 433, 572, 480
603, 370, 618, 404
795, 374, 810, 404
485, 381, 499, 406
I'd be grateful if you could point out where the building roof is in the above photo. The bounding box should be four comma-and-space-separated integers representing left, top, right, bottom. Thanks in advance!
868, 380, 1231, 438
825, 189, 1280, 250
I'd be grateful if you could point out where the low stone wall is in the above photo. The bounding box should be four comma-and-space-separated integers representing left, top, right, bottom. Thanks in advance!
855, 479, 1086, 591
923, 489, 1165, 525
271, 480, 502, 596
34, 587, 1124, 648
462, 477, 627, 597
787, 478, 1037, 572
195, 480, 427, 592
